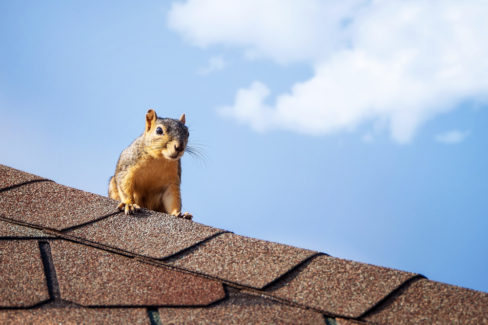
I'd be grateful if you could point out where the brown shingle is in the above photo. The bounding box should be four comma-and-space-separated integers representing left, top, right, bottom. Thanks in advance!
50, 240, 225, 306
158, 290, 326, 324
364, 278, 488, 325
266, 255, 416, 318
168, 233, 317, 289
66, 210, 224, 259
1, 164, 486, 324
0, 165, 45, 190
0, 220, 51, 238
0, 308, 149, 324
0, 181, 118, 230
335, 318, 368, 325
0, 241, 49, 307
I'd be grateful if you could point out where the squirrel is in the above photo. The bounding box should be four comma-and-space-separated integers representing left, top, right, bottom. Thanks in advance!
108, 109, 192, 219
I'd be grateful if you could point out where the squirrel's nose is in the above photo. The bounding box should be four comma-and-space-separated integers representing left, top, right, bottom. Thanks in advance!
175, 144, 184, 152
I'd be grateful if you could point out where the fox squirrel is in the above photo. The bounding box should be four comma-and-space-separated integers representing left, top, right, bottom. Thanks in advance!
108, 109, 192, 219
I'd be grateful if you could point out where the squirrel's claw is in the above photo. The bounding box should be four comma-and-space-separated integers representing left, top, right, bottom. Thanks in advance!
182, 212, 193, 220
118, 202, 140, 215
177, 212, 193, 220
117, 202, 125, 211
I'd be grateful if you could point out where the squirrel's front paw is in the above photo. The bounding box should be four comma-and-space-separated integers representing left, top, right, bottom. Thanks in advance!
173, 211, 193, 220
117, 202, 141, 215
181, 212, 193, 220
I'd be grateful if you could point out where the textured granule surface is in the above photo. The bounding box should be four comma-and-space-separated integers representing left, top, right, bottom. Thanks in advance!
0, 308, 150, 325
0, 181, 118, 230
364, 278, 488, 325
0, 165, 45, 189
0, 220, 51, 238
267, 255, 416, 317
168, 232, 317, 288
335, 318, 367, 325
158, 290, 326, 325
66, 210, 224, 259
1, 164, 487, 324
0, 240, 49, 307
50, 240, 226, 306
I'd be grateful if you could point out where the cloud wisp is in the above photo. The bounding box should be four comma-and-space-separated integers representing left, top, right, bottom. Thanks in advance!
197, 55, 228, 75
168, 0, 488, 143
435, 130, 470, 144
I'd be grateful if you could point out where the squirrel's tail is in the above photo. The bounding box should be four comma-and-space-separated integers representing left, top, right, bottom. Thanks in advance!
108, 176, 120, 201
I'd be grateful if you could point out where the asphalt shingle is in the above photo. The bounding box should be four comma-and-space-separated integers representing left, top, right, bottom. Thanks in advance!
0, 165, 46, 190
0, 220, 50, 238
66, 210, 224, 259
266, 255, 417, 318
50, 240, 226, 306
0, 181, 119, 230
364, 278, 488, 325
0, 241, 50, 307
168, 232, 317, 289
0, 308, 150, 325
158, 290, 326, 325
335, 318, 367, 325
1, 164, 487, 324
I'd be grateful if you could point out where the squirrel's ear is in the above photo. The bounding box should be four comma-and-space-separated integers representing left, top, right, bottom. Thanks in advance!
146, 109, 157, 132
179, 113, 186, 125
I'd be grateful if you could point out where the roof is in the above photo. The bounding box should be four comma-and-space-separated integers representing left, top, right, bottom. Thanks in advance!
0, 164, 487, 324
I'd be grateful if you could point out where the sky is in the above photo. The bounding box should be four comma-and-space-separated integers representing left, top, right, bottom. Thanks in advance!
1, 1, 487, 292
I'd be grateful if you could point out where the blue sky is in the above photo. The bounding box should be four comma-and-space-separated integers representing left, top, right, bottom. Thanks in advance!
1, 1, 487, 292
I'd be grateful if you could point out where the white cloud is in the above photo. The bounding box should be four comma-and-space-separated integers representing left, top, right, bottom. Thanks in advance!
168, 0, 361, 63
197, 55, 228, 75
168, 0, 488, 143
435, 130, 470, 144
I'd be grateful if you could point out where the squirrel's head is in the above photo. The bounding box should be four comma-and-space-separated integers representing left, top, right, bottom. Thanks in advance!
143, 109, 189, 160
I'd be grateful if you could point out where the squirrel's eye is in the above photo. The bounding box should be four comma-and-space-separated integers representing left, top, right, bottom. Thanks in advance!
156, 127, 163, 135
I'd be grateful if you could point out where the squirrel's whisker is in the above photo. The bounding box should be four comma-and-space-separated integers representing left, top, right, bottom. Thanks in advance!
185, 145, 208, 162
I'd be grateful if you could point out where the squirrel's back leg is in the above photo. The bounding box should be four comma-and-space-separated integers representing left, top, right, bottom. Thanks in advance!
162, 184, 192, 220
108, 176, 120, 201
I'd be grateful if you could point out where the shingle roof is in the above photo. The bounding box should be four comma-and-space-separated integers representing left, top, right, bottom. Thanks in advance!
0, 164, 487, 324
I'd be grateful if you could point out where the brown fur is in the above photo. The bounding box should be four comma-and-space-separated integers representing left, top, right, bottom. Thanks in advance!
108, 109, 191, 218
